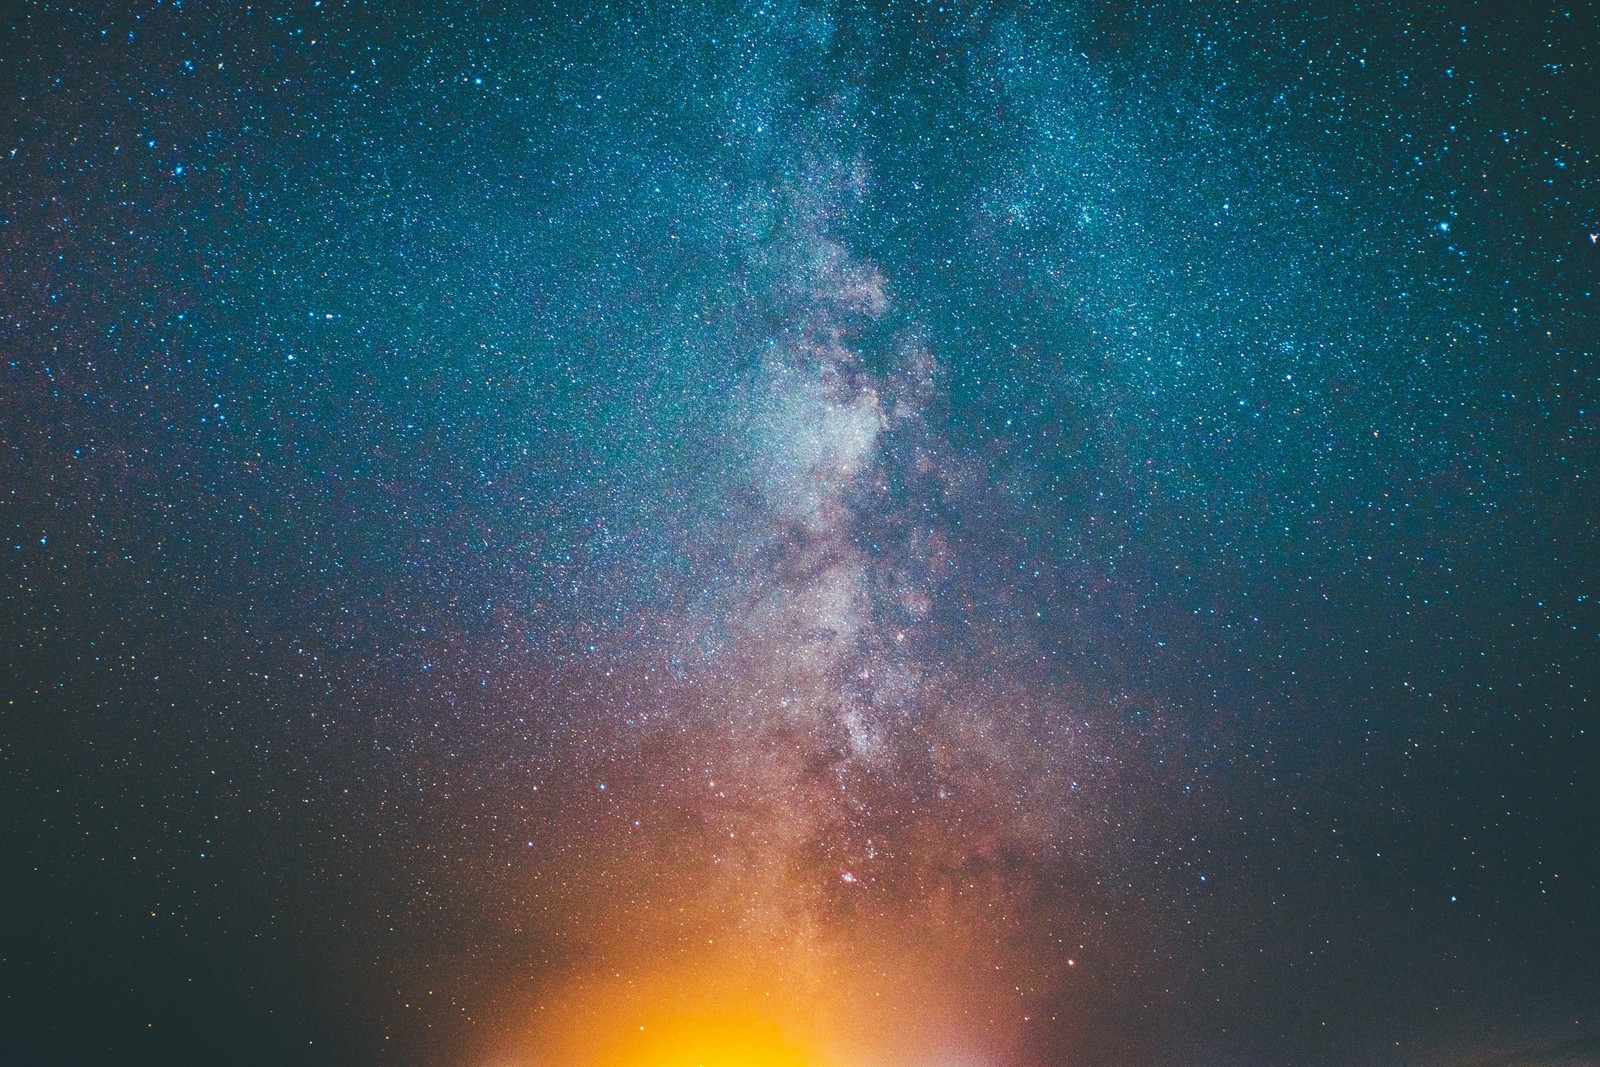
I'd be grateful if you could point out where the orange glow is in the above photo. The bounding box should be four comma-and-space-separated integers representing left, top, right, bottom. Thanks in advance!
511, 947, 848, 1067
597, 1008, 823, 1067
490, 890, 1033, 1067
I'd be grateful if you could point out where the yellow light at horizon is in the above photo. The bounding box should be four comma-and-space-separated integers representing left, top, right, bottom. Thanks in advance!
600, 1009, 821, 1067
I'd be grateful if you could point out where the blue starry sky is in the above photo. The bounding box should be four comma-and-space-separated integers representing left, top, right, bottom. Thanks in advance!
3, 2, 1597, 1066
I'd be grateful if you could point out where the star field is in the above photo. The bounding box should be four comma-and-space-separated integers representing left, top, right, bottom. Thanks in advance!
3, 2, 1598, 1066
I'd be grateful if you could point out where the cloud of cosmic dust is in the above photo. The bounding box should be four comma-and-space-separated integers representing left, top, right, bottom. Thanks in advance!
458, 8, 1185, 1066
476, 122, 1147, 1067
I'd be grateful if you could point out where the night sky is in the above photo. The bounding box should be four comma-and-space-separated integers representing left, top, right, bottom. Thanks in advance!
3, 2, 1598, 1065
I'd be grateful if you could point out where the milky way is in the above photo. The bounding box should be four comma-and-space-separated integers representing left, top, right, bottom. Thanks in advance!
3, 3, 1598, 1066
